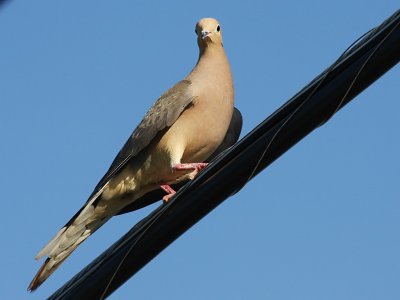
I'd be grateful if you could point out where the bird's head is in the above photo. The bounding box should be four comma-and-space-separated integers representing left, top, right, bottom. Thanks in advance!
195, 18, 223, 50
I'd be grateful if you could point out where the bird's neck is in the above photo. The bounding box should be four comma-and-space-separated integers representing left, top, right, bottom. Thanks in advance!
188, 45, 231, 82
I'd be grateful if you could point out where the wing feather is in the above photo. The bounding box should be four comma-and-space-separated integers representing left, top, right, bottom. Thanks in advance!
91, 79, 194, 196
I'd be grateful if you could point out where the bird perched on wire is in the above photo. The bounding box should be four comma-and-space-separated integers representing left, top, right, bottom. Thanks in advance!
29, 17, 239, 291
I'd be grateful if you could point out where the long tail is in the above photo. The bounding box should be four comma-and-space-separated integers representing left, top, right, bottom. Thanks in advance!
28, 190, 111, 291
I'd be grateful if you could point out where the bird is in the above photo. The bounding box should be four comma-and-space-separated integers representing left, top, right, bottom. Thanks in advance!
28, 17, 236, 291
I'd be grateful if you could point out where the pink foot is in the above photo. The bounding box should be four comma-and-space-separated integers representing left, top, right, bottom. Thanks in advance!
173, 162, 208, 180
160, 184, 176, 203
160, 163, 208, 202
173, 162, 208, 171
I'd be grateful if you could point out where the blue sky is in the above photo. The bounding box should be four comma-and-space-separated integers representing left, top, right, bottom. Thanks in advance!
1, 1, 399, 299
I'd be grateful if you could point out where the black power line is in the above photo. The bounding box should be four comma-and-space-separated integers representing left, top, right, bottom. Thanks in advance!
48, 10, 400, 300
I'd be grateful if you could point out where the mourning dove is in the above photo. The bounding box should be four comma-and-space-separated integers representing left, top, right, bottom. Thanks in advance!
28, 17, 235, 291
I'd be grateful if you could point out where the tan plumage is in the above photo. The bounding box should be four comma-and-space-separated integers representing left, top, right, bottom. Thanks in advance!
29, 17, 235, 291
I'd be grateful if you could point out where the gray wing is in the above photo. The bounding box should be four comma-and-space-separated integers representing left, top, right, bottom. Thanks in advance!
91, 79, 194, 196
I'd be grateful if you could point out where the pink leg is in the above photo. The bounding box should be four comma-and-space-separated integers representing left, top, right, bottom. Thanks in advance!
175, 162, 208, 180
160, 184, 176, 203
173, 162, 208, 180
160, 163, 208, 203
173, 163, 208, 171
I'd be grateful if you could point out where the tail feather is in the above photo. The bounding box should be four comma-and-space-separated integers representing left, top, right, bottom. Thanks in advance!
28, 250, 70, 292
29, 217, 111, 291
28, 190, 110, 292
35, 227, 67, 261
34, 189, 102, 261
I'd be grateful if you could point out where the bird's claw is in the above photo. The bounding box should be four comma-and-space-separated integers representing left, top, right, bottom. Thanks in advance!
160, 184, 176, 203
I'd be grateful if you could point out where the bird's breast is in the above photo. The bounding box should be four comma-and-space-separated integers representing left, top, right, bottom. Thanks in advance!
165, 90, 233, 163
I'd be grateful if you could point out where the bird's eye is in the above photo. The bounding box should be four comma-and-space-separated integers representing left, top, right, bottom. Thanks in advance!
216, 25, 220, 32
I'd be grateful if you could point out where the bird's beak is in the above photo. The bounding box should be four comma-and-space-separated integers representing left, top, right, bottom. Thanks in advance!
201, 30, 211, 39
